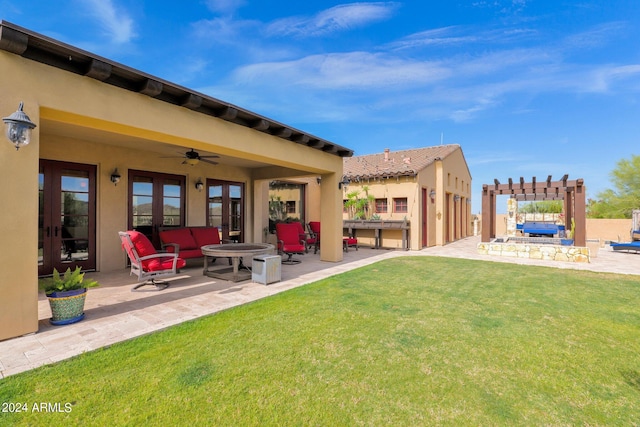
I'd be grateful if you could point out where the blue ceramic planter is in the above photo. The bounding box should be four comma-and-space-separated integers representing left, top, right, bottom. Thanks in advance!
46, 288, 87, 325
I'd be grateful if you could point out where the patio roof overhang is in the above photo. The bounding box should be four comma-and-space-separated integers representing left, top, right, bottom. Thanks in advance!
0, 20, 353, 159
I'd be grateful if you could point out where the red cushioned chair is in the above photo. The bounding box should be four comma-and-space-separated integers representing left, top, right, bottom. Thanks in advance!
276, 223, 306, 264
343, 236, 358, 252
293, 221, 317, 254
308, 221, 320, 253
119, 231, 186, 291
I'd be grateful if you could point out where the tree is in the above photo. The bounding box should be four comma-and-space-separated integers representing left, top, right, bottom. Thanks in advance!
587, 154, 640, 218
519, 200, 563, 214
344, 186, 375, 220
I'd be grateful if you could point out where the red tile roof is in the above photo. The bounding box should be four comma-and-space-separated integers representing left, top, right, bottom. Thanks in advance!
343, 144, 460, 179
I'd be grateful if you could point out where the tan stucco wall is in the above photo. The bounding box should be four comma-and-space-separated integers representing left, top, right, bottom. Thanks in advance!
0, 49, 346, 340
440, 149, 473, 244
0, 55, 40, 339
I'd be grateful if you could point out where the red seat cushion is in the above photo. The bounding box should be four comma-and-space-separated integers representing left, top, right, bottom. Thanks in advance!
191, 227, 221, 247
344, 237, 357, 245
146, 256, 186, 272
128, 231, 157, 257
159, 228, 198, 251
282, 243, 306, 253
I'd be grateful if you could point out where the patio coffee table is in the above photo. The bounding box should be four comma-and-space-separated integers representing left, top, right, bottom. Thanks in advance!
201, 243, 275, 282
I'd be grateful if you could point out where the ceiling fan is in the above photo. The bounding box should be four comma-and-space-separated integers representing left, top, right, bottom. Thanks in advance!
165, 149, 220, 166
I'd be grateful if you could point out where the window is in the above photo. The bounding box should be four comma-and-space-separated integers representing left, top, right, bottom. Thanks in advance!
393, 197, 408, 213
375, 198, 388, 213
268, 181, 306, 223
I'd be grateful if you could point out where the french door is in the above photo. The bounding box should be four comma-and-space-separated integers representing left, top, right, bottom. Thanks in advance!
422, 188, 428, 247
128, 170, 185, 248
207, 179, 244, 242
38, 160, 96, 276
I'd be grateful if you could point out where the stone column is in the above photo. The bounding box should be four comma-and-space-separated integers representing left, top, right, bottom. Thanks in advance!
506, 197, 518, 237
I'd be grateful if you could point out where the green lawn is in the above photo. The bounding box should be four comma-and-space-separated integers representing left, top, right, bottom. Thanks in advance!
1, 257, 640, 425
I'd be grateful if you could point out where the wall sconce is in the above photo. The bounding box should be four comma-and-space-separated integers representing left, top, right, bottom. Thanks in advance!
338, 178, 350, 190
454, 194, 461, 202
195, 178, 204, 192
316, 177, 322, 185
110, 168, 121, 185
2, 102, 37, 150
429, 189, 436, 203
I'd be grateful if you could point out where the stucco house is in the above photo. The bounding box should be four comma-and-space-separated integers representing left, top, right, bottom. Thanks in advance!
341, 145, 472, 250
0, 21, 353, 341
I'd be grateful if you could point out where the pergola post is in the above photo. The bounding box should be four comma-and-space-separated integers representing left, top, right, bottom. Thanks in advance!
481, 184, 495, 242
574, 180, 586, 246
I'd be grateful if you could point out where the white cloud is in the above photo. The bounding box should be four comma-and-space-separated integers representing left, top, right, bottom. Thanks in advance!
191, 16, 259, 44
387, 26, 479, 50
233, 51, 449, 89
82, 0, 136, 44
266, 2, 399, 37
468, 153, 521, 166
562, 21, 627, 50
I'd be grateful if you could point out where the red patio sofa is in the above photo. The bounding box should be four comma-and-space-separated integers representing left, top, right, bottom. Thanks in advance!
158, 226, 222, 259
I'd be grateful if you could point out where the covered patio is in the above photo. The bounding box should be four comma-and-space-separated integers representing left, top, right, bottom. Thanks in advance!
1, 247, 391, 378
0, 21, 352, 341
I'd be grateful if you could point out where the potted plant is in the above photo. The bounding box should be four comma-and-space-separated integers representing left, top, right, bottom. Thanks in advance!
38, 267, 99, 325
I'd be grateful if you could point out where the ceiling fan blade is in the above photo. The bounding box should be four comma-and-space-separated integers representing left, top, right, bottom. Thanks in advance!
200, 158, 219, 165
200, 155, 220, 159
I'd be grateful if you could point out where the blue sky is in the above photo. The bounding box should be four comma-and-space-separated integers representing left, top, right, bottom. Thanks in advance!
3, 0, 640, 213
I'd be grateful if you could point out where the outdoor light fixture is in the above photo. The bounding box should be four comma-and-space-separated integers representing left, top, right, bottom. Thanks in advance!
338, 178, 350, 190
110, 169, 121, 185
429, 189, 436, 203
3, 102, 36, 150
316, 177, 322, 185
195, 178, 204, 192
454, 194, 461, 202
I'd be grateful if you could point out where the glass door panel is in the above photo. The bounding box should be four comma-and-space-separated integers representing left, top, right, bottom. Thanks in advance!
229, 184, 243, 242
207, 180, 244, 242
163, 180, 182, 226
208, 184, 223, 232
132, 178, 154, 242
129, 171, 185, 247
59, 169, 90, 264
38, 168, 46, 269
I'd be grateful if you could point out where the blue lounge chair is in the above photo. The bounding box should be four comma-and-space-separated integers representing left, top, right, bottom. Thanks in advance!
611, 240, 640, 253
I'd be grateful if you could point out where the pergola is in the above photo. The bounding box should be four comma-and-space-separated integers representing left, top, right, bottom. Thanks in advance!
481, 175, 586, 246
